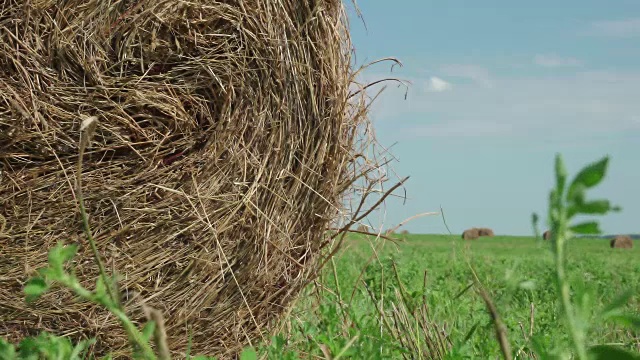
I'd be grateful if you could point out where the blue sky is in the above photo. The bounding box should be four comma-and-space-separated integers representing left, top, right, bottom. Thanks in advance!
347, 1, 640, 236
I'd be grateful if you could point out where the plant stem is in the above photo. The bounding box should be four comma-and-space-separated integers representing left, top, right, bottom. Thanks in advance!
552, 217, 587, 360
74, 117, 154, 356
76, 192, 119, 307
64, 277, 157, 359
75, 118, 120, 310
470, 268, 513, 360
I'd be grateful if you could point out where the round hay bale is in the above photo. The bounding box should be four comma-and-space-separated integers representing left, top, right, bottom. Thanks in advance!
400, 229, 409, 235
610, 235, 633, 249
462, 228, 480, 240
356, 224, 369, 233
478, 228, 495, 237
0, 1, 382, 358
543, 230, 552, 240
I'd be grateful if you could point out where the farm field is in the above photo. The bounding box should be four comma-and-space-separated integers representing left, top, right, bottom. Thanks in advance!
275, 234, 640, 359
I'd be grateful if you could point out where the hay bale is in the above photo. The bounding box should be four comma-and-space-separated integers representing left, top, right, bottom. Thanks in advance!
478, 228, 495, 237
0, 1, 380, 358
356, 224, 369, 233
462, 227, 492, 240
543, 230, 552, 240
400, 229, 409, 235
462, 228, 480, 240
610, 235, 633, 249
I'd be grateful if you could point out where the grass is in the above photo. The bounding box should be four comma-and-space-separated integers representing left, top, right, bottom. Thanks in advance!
273, 233, 640, 359
3, 154, 640, 359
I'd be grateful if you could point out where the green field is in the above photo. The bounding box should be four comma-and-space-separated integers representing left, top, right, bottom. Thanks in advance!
274, 234, 640, 359
7, 232, 638, 359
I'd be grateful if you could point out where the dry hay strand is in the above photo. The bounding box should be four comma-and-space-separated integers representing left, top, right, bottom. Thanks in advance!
543, 230, 552, 240
477, 228, 495, 237
462, 228, 480, 240
610, 235, 633, 249
0, 0, 392, 358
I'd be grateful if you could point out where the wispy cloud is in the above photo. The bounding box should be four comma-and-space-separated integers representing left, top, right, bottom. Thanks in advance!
439, 64, 492, 88
533, 54, 582, 68
589, 18, 640, 38
367, 69, 640, 140
425, 77, 452, 92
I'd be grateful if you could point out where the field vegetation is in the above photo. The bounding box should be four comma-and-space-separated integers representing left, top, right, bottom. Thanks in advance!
3, 155, 639, 359
273, 233, 640, 359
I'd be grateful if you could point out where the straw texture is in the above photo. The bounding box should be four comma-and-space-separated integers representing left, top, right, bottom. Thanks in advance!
0, 0, 385, 358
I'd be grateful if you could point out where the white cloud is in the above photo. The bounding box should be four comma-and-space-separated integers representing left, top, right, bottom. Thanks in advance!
439, 64, 492, 88
368, 70, 640, 140
426, 77, 452, 92
589, 18, 640, 37
534, 54, 582, 68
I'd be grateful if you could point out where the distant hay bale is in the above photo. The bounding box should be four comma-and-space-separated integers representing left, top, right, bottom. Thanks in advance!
478, 228, 495, 237
462, 228, 480, 240
543, 230, 552, 240
400, 229, 409, 235
356, 224, 369, 233
610, 235, 633, 249
462, 227, 493, 240
0, 1, 386, 358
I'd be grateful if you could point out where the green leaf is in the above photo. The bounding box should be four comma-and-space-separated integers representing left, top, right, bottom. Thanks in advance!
570, 221, 600, 235
461, 322, 480, 345
24, 278, 49, 302
567, 157, 609, 197
48, 243, 65, 269
37, 267, 56, 281
581, 200, 612, 214
0, 338, 17, 360
608, 314, 640, 330
600, 289, 634, 318
59, 243, 78, 263
566, 183, 586, 205
530, 336, 565, 360
48, 243, 78, 276
554, 154, 568, 196
569, 199, 612, 217
16, 336, 40, 360
453, 282, 474, 300
141, 321, 156, 343
239, 348, 258, 360
532, 212, 539, 224
589, 345, 640, 360
70, 338, 95, 359
95, 277, 107, 299
531, 212, 542, 240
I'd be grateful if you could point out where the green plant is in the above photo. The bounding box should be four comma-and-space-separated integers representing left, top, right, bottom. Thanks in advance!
21, 242, 166, 360
0, 332, 95, 360
532, 154, 639, 360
